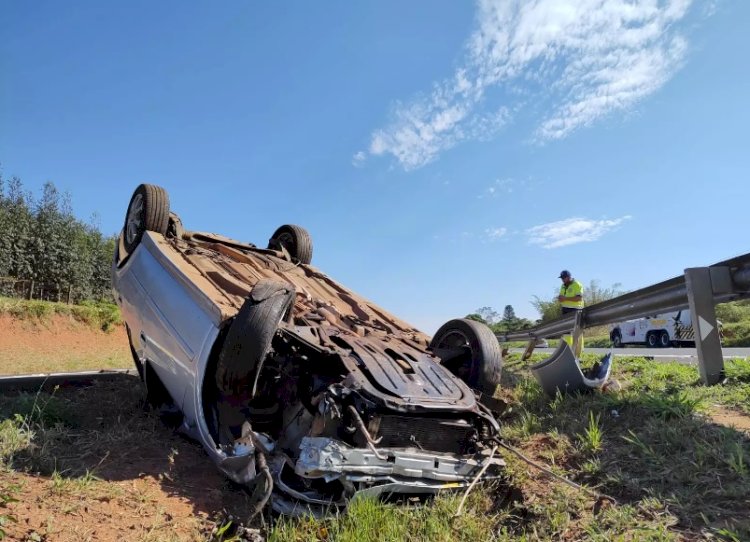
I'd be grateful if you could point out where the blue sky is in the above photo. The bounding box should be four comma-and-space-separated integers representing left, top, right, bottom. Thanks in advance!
1, 1, 748, 333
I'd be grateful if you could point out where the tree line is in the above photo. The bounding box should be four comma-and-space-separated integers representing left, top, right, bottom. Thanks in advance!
466, 305, 534, 333
0, 174, 116, 302
468, 280, 626, 331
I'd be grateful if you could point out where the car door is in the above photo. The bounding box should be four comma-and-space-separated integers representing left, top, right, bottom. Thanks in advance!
118, 234, 214, 408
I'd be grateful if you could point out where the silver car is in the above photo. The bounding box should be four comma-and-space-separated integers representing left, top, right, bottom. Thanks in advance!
113, 184, 505, 516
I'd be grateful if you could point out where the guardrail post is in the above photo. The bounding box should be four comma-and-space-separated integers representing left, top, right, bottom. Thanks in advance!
522, 339, 536, 361
685, 267, 724, 385
572, 310, 584, 357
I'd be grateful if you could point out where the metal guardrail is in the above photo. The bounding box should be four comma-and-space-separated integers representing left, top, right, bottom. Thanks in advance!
496, 251, 750, 385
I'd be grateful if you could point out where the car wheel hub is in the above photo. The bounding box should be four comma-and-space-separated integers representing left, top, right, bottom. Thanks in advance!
126, 194, 144, 244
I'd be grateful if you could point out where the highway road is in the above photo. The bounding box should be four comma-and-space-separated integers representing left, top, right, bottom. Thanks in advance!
515, 347, 750, 364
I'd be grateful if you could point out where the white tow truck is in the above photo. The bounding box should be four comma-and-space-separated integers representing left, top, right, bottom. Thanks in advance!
608, 310, 714, 348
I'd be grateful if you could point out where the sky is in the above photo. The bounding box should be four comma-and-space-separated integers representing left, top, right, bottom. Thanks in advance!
1, 0, 749, 333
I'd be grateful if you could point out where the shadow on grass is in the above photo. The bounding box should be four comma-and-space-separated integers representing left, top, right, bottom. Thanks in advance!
0, 376, 253, 530
497, 356, 750, 540
0, 377, 533, 542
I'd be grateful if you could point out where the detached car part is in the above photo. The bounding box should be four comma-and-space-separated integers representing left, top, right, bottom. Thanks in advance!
530, 343, 613, 396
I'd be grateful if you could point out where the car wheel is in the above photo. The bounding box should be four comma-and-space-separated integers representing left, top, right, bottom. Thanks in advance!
611, 329, 622, 348
123, 184, 170, 253
430, 318, 502, 397
268, 224, 313, 265
646, 332, 658, 347
215, 279, 296, 395
658, 331, 670, 348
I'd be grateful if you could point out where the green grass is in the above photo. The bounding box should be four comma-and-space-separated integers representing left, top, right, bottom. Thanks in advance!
716, 300, 750, 324
269, 493, 498, 542
0, 355, 748, 540
0, 296, 122, 331
0, 415, 33, 466
264, 355, 750, 540
578, 411, 604, 453
583, 335, 611, 348
720, 321, 750, 347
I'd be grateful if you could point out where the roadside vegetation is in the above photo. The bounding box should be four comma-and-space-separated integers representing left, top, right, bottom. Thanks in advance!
0, 174, 115, 303
1, 353, 747, 541
0, 296, 121, 332
716, 300, 750, 347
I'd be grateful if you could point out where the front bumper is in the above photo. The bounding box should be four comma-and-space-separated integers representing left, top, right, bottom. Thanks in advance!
271, 436, 505, 516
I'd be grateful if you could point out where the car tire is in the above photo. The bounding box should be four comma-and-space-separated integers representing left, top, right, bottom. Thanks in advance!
646, 332, 658, 347
430, 318, 502, 397
658, 331, 670, 348
611, 329, 622, 348
215, 279, 296, 395
268, 225, 313, 265
123, 184, 170, 254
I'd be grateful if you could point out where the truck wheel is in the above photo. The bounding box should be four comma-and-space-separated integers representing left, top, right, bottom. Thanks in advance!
646, 332, 658, 347
611, 329, 622, 348
658, 331, 670, 348
215, 279, 296, 395
123, 184, 170, 253
430, 318, 502, 397
268, 225, 313, 265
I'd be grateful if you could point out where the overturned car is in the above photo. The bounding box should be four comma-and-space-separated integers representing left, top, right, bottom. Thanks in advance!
113, 184, 505, 516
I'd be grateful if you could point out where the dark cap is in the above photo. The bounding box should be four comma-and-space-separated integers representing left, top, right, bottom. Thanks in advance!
558, 270, 571, 279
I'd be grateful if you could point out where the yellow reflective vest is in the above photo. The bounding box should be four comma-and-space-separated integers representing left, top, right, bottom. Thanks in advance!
559, 280, 584, 310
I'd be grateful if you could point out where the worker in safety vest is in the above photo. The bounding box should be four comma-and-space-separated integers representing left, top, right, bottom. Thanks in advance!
558, 270, 584, 355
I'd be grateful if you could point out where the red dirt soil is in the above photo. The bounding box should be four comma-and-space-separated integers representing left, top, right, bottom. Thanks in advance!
1, 377, 253, 541
0, 315, 131, 375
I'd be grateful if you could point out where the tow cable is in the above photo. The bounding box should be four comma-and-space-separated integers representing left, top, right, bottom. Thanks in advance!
454, 438, 617, 519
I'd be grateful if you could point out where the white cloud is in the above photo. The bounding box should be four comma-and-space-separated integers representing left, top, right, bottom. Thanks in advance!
484, 227, 508, 241
352, 151, 367, 167
433, 227, 509, 244
479, 177, 515, 198
369, 103, 509, 171
526, 215, 631, 248
365, 0, 694, 169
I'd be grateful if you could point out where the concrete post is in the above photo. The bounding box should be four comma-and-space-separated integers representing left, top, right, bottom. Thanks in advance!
685, 267, 724, 385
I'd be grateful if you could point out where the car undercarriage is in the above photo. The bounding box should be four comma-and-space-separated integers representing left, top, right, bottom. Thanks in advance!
113, 184, 505, 517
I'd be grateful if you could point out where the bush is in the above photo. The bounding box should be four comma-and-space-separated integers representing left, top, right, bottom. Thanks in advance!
584, 335, 611, 348
716, 300, 750, 324
720, 321, 750, 347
